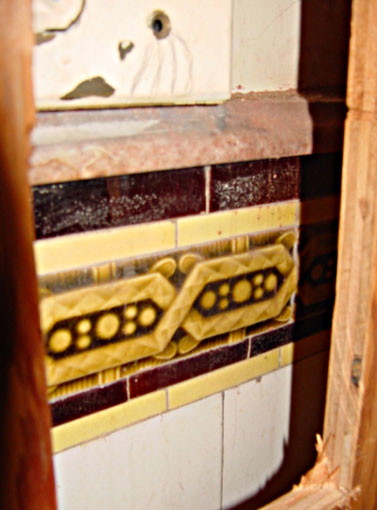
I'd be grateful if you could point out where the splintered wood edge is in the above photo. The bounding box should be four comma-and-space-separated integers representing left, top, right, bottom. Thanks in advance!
260, 458, 358, 510
260, 436, 359, 510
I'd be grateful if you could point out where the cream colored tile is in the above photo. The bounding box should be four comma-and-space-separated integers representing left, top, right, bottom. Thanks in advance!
222, 365, 292, 508
280, 342, 295, 366
54, 395, 222, 510
232, 0, 301, 92
222, 350, 330, 508
34, 221, 175, 274
177, 202, 298, 247
280, 330, 331, 366
52, 390, 167, 453
33, 1, 232, 109
169, 349, 279, 409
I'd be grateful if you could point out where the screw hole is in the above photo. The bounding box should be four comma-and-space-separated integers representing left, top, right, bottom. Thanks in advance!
153, 18, 163, 34
149, 11, 171, 39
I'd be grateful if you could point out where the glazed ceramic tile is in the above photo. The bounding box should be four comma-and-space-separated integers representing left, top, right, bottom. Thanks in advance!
54, 395, 222, 509
210, 158, 299, 212
250, 324, 293, 357
39, 230, 297, 388
232, 0, 300, 92
222, 364, 292, 508
129, 339, 249, 399
52, 390, 167, 453
222, 350, 329, 508
34, 220, 176, 274
33, 0, 232, 109
168, 348, 280, 409
33, 167, 205, 239
51, 379, 128, 426
177, 201, 298, 246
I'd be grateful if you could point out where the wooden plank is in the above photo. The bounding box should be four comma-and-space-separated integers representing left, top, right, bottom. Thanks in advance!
0, 1, 56, 509
260, 450, 356, 510
323, 0, 377, 507
260, 486, 348, 510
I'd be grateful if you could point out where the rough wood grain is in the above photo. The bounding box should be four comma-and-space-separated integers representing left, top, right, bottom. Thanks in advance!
323, 0, 377, 508
260, 446, 355, 510
0, 1, 56, 509
30, 91, 346, 185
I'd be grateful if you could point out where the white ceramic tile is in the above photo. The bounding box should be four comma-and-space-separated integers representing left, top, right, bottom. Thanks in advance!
232, 0, 301, 92
33, 0, 232, 109
222, 350, 329, 509
222, 364, 292, 509
54, 394, 222, 510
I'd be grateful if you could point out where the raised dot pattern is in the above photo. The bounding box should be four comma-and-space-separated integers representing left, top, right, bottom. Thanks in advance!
195, 269, 281, 317
47, 299, 161, 358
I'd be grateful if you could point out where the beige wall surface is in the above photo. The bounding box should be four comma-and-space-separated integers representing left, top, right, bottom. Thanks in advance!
232, 0, 301, 92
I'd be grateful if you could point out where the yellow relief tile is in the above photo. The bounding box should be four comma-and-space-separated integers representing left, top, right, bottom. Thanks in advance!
52, 390, 166, 453
177, 202, 298, 247
168, 348, 279, 409
280, 330, 331, 366
34, 221, 175, 274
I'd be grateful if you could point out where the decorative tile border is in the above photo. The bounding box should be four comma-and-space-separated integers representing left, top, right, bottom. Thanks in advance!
52, 390, 167, 454
210, 158, 299, 211
39, 222, 297, 388
49, 310, 332, 427
34, 201, 298, 275
32, 157, 301, 241
35, 220, 176, 274
33, 167, 205, 239
176, 203, 297, 246
168, 348, 280, 409
32, 153, 342, 451
51, 328, 331, 453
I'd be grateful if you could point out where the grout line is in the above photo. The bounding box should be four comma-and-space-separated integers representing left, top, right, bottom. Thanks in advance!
296, 200, 301, 225
126, 376, 131, 401
165, 387, 170, 409
204, 165, 211, 214
220, 390, 225, 510
173, 219, 178, 248
247, 336, 252, 359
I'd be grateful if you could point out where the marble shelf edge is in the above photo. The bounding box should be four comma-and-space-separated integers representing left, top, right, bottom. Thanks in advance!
29, 90, 346, 186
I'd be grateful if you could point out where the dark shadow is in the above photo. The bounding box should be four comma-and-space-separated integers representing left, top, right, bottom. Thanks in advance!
299, 0, 351, 153
229, 2, 351, 506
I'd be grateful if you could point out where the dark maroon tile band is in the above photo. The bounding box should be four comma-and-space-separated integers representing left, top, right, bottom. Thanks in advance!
33, 166, 205, 239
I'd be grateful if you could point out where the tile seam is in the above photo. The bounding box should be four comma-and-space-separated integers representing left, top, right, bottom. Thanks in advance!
246, 336, 252, 359
204, 165, 211, 214
165, 387, 170, 409
176, 200, 298, 248
173, 218, 178, 248
167, 363, 283, 410
168, 349, 280, 409
126, 375, 131, 401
